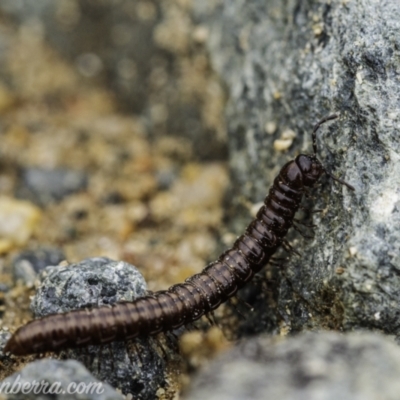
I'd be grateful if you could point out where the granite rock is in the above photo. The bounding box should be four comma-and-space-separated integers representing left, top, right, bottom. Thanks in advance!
31, 257, 167, 399
186, 331, 400, 400
195, 0, 400, 337
32, 257, 147, 315
0, 330, 13, 368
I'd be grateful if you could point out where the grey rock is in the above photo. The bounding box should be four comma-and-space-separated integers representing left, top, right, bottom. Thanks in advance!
0, 330, 13, 368
195, 0, 400, 336
0, 359, 123, 400
156, 167, 178, 190
0, 283, 10, 292
32, 257, 147, 316
186, 331, 400, 400
11, 246, 66, 286
31, 257, 167, 398
60, 340, 167, 400
16, 167, 88, 206
0, 330, 11, 353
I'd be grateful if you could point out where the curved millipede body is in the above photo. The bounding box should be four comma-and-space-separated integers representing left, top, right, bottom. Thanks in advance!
5, 115, 354, 356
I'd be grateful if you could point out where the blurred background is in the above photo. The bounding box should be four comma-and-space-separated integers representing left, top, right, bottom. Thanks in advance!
0, 0, 231, 364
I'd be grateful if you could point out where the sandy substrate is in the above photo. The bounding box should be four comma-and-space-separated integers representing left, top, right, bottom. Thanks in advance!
0, 8, 230, 397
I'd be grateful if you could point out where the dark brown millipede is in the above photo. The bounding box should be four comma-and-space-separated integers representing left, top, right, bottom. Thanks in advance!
5, 114, 354, 356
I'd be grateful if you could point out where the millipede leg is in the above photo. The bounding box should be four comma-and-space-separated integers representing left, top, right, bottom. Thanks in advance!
97, 345, 104, 374
204, 312, 215, 326
311, 208, 324, 214
249, 273, 265, 284
293, 218, 317, 229
151, 337, 162, 364
299, 204, 324, 214
80, 347, 90, 367
270, 256, 289, 264
107, 344, 115, 372
131, 340, 144, 366
281, 241, 291, 255
269, 260, 284, 267
303, 188, 315, 199
185, 322, 200, 332
282, 240, 301, 257
242, 300, 254, 312
234, 297, 254, 312
165, 332, 180, 354
134, 341, 144, 365
292, 222, 314, 240
153, 336, 169, 360
125, 340, 135, 366
228, 298, 247, 318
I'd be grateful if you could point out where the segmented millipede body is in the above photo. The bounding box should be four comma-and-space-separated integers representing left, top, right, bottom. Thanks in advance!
5, 115, 354, 356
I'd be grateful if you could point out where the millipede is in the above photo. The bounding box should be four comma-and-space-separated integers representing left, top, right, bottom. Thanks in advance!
5, 114, 354, 356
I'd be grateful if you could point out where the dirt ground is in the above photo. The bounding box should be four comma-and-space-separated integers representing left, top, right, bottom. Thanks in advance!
0, 3, 232, 397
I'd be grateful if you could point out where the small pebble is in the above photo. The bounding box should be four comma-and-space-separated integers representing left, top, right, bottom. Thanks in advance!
16, 167, 88, 206
11, 246, 66, 286
192, 25, 209, 43
281, 129, 296, 140
0, 196, 41, 250
0, 329, 13, 367
273, 129, 297, 152
31, 257, 168, 398
156, 167, 178, 190
264, 121, 277, 134
273, 138, 293, 151
32, 257, 147, 315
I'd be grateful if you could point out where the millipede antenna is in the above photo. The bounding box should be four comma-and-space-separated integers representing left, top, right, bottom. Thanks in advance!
312, 114, 355, 191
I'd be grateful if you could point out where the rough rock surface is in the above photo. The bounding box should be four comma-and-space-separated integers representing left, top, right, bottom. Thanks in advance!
185, 331, 400, 400
0, 330, 13, 369
0, 359, 124, 400
32, 257, 147, 315
195, 0, 400, 337
31, 257, 167, 399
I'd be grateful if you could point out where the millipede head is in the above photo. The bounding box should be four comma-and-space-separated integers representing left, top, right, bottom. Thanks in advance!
295, 154, 324, 187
